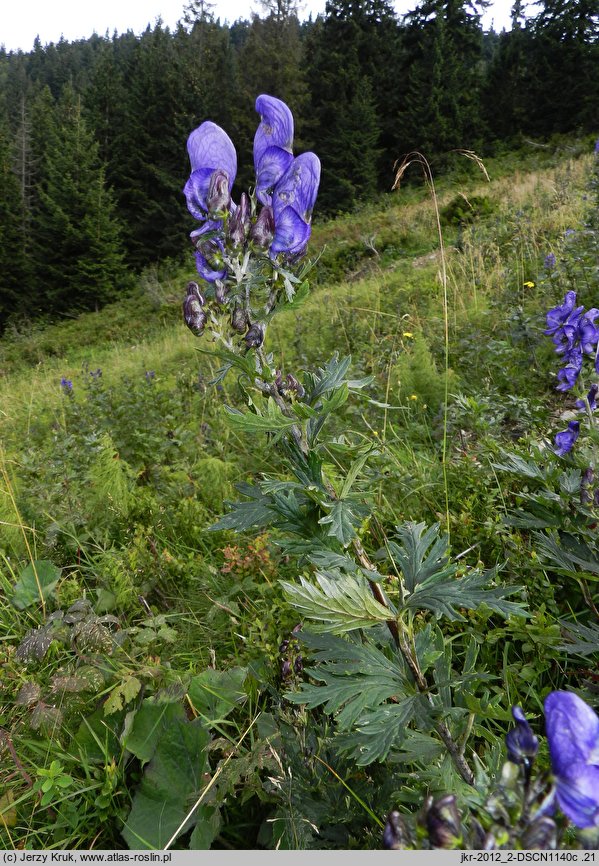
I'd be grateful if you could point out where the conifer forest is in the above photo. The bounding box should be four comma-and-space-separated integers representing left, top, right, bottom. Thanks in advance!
2, 0, 599, 853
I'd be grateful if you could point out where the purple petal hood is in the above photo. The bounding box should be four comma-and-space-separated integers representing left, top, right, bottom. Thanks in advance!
184, 122, 237, 219
254, 95, 294, 206
545, 691, 599, 828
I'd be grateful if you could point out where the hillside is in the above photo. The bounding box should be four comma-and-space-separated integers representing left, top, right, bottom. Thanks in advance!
1, 139, 599, 849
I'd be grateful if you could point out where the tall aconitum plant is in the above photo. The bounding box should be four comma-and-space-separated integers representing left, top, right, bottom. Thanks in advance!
182, 96, 527, 793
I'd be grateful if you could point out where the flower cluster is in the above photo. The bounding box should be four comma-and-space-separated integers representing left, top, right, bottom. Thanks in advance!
545, 291, 599, 455
183, 95, 321, 286
545, 291, 599, 392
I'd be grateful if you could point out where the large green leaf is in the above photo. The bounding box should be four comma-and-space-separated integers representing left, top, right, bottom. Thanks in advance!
123, 698, 187, 764
11, 560, 61, 609
188, 667, 248, 725
281, 573, 393, 634
122, 718, 210, 850
223, 399, 298, 434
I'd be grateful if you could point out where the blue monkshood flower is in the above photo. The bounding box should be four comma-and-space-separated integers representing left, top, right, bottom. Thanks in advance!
191, 220, 228, 282
545, 691, 599, 829
254, 94, 294, 206
545, 291, 584, 348
554, 421, 580, 455
506, 706, 539, 767
60, 377, 73, 393
183, 122, 237, 220
270, 152, 321, 258
556, 345, 583, 392
576, 383, 599, 413
578, 309, 599, 355
544, 252, 557, 271
595, 139, 599, 155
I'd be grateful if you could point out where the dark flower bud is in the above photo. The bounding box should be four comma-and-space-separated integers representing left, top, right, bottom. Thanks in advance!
206, 169, 230, 214
383, 811, 407, 850
245, 322, 266, 349
471, 818, 496, 850
228, 192, 250, 246
582, 467, 595, 488
505, 706, 538, 768
291, 623, 302, 635
594, 488, 599, 507
294, 655, 303, 674
281, 659, 292, 680
522, 817, 557, 850
250, 205, 275, 248
425, 794, 462, 849
279, 639, 289, 653
214, 280, 228, 305
286, 373, 305, 398
183, 283, 207, 336
231, 306, 248, 334
186, 281, 205, 306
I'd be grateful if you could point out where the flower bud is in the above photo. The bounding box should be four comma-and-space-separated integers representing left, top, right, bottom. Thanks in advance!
383, 811, 407, 850
505, 706, 538, 768
286, 373, 305, 398
231, 306, 248, 334
425, 794, 462, 849
522, 817, 557, 850
281, 659, 292, 680
250, 205, 275, 248
294, 655, 303, 674
228, 192, 250, 246
245, 323, 266, 349
214, 280, 228, 305
206, 169, 230, 214
183, 283, 207, 336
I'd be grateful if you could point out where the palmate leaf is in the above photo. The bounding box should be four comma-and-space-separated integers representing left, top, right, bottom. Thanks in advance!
223, 399, 298, 435
281, 573, 394, 635
386, 522, 456, 593
333, 697, 421, 765
535, 531, 599, 576
285, 631, 409, 730
407, 566, 528, 621
210, 483, 276, 532
559, 619, 599, 657
318, 498, 368, 547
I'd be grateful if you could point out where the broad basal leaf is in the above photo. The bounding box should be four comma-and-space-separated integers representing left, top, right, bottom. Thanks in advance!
11, 560, 61, 609
122, 718, 210, 850
188, 667, 248, 724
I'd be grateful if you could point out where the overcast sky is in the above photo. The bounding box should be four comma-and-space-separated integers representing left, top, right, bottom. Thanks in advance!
3, 0, 520, 53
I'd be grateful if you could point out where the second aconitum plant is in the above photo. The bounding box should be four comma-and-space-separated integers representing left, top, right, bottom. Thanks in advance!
181, 96, 529, 837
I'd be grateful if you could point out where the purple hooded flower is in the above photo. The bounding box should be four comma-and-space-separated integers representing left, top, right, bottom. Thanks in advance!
506, 706, 539, 766
254, 95, 294, 206
544, 252, 556, 271
545, 691, 599, 829
191, 220, 227, 282
556, 345, 583, 391
576, 383, 599, 413
578, 309, 599, 355
183, 122, 237, 220
270, 152, 321, 258
554, 421, 580, 456
545, 291, 584, 349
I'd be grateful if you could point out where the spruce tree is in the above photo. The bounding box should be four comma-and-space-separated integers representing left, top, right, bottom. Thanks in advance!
32, 85, 127, 314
